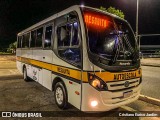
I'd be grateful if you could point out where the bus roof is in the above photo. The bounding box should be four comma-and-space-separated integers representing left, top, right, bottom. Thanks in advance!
18, 5, 127, 36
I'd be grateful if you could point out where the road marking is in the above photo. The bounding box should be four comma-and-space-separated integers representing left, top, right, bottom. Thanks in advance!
139, 94, 160, 106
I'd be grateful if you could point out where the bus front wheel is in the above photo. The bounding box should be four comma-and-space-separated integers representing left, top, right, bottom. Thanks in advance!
54, 82, 68, 109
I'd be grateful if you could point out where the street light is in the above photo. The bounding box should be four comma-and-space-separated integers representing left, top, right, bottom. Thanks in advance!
136, 0, 139, 40
136, 0, 140, 51
122, 0, 140, 48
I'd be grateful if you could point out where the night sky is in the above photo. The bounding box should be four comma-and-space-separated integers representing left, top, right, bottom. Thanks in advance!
0, 0, 160, 49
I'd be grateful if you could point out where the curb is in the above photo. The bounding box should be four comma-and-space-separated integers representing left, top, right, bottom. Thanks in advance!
141, 64, 160, 67
139, 94, 160, 106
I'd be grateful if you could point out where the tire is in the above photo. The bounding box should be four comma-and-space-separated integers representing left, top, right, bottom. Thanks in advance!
23, 67, 29, 81
54, 82, 68, 109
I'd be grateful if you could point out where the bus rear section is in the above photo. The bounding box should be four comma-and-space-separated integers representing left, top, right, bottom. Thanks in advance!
80, 7, 142, 111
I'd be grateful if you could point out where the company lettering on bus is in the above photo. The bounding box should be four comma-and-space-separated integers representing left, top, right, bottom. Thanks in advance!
84, 14, 108, 28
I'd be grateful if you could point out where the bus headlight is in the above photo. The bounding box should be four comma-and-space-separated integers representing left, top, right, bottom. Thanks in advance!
91, 100, 98, 107
88, 73, 108, 91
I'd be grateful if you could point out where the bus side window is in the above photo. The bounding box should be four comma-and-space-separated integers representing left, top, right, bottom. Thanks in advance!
36, 27, 43, 47
22, 33, 30, 48
44, 26, 52, 48
57, 22, 81, 67
17, 36, 22, 48
31, 30, 36, 47
72, 22, 79, 46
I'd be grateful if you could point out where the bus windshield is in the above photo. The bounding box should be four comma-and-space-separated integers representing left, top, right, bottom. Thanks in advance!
82, 8, 139, 66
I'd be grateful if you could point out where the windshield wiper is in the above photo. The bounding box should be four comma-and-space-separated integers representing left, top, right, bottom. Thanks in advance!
110, 22, 120, 64
123, 34, 138, 62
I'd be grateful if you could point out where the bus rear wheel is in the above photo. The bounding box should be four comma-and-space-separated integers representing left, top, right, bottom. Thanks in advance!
54, 82, 68, 109
23, 67, 29, 81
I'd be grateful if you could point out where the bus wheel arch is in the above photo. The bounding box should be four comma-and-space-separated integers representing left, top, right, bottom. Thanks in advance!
52, 77, 68, 109
22, 64, 26, 73
23, 65, 29, 81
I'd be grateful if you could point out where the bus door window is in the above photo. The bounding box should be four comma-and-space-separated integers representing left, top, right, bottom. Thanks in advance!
57, 24, 72, 47
57, 21, 81, 67
72, 22, 79, 46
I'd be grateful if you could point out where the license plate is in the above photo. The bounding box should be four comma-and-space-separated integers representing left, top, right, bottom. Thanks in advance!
123, 91, 133, 98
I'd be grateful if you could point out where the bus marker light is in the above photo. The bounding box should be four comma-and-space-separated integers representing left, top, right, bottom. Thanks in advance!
75, 91, 80, 95
69, 81, 72, 84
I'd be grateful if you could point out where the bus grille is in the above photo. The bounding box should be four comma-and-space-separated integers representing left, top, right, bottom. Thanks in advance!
106, 78, 140, 92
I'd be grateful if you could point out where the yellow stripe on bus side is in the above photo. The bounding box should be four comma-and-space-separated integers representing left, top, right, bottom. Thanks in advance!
31, 59, 52, 71
17, 56, 82, 82
16, 56, 142, 83
51, 64, 81, 81
86, 69, 142, 82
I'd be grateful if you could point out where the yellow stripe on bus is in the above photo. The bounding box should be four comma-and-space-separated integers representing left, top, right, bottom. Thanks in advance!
86, 69, 141, 82
16, 56, 142, 83
17, 56, 82, 81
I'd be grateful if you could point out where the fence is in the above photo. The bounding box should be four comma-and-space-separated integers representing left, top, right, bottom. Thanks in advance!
140, 52, 160, 58
138, 34, 160, 58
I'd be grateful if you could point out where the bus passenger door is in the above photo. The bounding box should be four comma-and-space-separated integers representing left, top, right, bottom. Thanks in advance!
55, 12, 82, 109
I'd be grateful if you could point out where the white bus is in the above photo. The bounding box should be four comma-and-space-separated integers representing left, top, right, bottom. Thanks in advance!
16, 5, 142, 111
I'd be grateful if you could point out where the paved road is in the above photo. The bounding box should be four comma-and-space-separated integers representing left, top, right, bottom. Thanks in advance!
0, 55, 160, 119
141, 66, 160, 99
0, 76, 160, 119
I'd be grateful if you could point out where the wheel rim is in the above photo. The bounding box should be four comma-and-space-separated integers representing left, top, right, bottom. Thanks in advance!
55, 87, 63, 105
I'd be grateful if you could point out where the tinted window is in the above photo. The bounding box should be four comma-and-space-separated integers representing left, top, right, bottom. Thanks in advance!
83, 9, 137, 61
31, 30, 36, 47
57, 22, 81, 66
22, 33, 30, 48
58, 48, 81, 66
57, 24, 72, 47
44, 26, 52, 48
17, 36, 22, 48
72, 22, 79, 46
36, 27, 43, 47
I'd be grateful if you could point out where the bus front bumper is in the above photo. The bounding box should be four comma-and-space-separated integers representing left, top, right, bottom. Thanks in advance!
81, 83, 141, 112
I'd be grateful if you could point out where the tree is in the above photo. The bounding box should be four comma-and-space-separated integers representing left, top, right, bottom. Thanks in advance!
7, 41, 17, 53
100, 6, 125, 19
